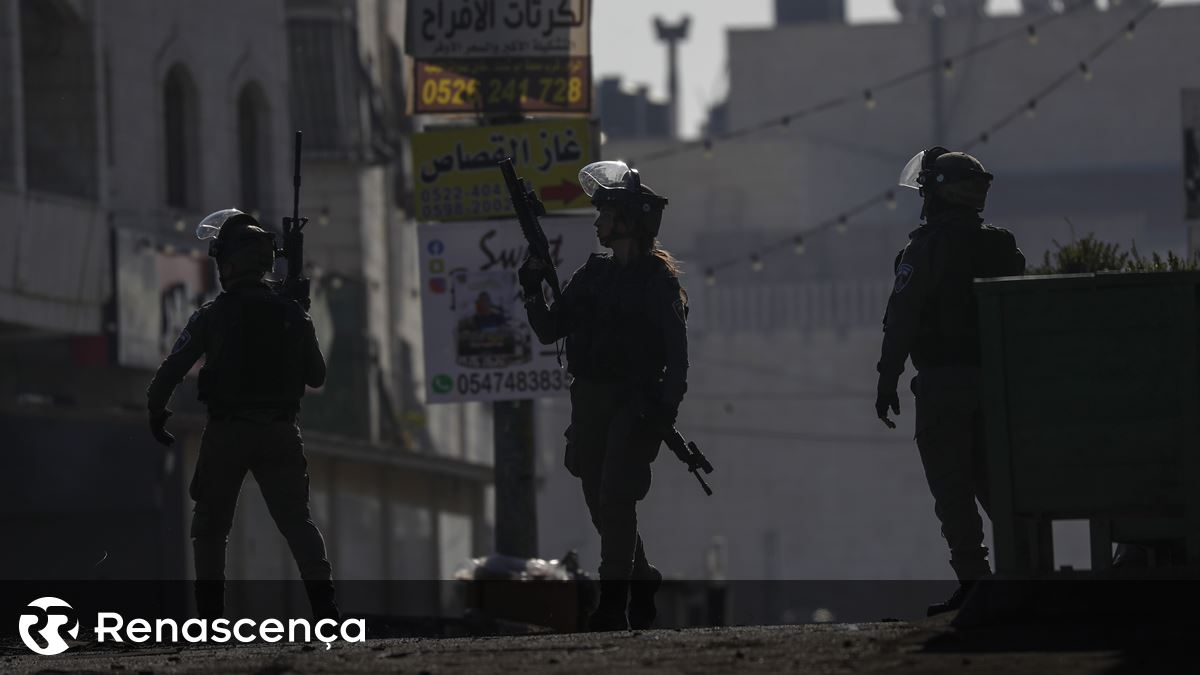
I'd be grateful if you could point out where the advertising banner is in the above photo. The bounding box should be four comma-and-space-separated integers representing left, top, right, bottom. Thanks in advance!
407, 0, 590, 59
411, 118, 595, 222
413, 56, 590, 114
114, 229, 217, 370
417, 216, 596, 403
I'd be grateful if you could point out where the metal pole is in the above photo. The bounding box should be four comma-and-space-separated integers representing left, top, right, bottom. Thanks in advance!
492, 399, 538, 557
931, 13, 945, 146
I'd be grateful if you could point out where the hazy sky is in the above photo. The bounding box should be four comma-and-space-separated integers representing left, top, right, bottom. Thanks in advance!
592, 0, 1191, 138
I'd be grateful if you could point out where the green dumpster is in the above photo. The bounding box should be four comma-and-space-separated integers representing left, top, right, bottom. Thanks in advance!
976, 272, 1200, 576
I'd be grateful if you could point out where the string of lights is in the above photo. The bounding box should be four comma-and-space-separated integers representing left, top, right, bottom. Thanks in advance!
631, 0, 1099, 168
699, 0, 1160, 288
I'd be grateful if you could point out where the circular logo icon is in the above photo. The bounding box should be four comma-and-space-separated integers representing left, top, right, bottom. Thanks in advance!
432, 374, 454, 394
19, 597, 79, 656
427, 240, 445, 256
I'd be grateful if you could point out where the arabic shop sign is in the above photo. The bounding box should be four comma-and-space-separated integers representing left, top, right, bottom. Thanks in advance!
407, 0, 590, 59
418, 217, 596, 403
411, 118, 595, 222
414, 56, 589, 114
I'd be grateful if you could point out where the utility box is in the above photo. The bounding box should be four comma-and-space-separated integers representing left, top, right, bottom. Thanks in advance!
976, 272, 1200, 575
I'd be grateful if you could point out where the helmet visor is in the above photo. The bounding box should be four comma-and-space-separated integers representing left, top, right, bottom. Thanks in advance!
579, 161, 632, 198
898, 151, 925, 190
196, 208, 244, 240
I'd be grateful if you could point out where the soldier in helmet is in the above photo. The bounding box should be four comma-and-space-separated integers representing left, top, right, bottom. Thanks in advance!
147, 210, 338, 621
519, 161, 688, 631
875, 148, 1025, 615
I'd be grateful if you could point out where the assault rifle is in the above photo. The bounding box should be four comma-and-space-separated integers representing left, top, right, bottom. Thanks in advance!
661, 426, 715, 496
281, 131, 310, 310
499, 157, 561, 302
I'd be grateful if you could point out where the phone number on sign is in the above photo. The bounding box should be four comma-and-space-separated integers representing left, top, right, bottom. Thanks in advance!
457, 369, 569, 395
419, 184, 507, 221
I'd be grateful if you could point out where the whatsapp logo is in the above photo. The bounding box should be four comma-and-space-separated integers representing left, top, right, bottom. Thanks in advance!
432, 374, 454, 394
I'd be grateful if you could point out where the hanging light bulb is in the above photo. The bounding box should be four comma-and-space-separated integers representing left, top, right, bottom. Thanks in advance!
189, 248, 203, 259
863, 89, 876, 110
750, 254, 764, 272
793, 235, 806, 255
1125, 20, 1136, 40
1079, 62, 1093, 82
173, 218, 186, 232
162, 243, 176, 256
1025, 100, 1038, 119
703, 138, 714, 158
1026, 24, 1039, 45
318, 206, 331, 226
886, 190, 898, 210
835, 215, 848, 233
704, 269, 717, 287
942, 59, 955, 79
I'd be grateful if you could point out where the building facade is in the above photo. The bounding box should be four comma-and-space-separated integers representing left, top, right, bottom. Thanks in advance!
0, 0, 492, 616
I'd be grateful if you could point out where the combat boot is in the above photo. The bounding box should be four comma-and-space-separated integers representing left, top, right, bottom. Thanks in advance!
927, 581, 973, 617
588, 580, 629, 631
304, 580, 341, 622
194, 580, 224, 620
628, 565, 662, 630
928, 557, 990, 616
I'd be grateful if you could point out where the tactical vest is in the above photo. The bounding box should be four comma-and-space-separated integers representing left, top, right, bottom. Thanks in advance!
565, 255, 676, 384
197, 288, 309, 412
909, 224, 1018, 370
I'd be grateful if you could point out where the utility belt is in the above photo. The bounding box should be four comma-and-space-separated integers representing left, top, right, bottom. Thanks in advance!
207, 406, 297, 424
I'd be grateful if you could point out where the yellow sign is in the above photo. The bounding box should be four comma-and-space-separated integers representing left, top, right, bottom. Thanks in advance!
411, 119, 595, 222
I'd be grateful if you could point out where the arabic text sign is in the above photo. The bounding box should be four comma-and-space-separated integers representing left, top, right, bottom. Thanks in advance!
414, 57, 590, 114
408, 0, 590, 59
419, 217, 595, 403
411, 118, 595, 222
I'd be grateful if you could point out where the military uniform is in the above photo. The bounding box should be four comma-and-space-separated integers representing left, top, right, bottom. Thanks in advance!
525, 252, 688, 611
147, 279, 335, 619
878, 210, 1025, 581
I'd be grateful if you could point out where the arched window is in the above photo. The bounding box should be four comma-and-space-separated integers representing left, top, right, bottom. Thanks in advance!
237, 82, 271, 215
163, 64, 198, 209
20, 0, 98, 197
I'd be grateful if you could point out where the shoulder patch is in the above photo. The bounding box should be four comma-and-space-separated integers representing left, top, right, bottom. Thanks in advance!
672, 298, 688, 324
170, 328, 191, 355
893, 263, 915, 294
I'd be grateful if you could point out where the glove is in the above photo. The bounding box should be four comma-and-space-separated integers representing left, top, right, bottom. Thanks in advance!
518, 255, 546, 298
149, 409, 176, 447
875, 372, 900, 430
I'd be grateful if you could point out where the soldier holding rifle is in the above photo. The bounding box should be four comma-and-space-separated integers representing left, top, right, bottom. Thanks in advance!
146, 132, 338, 621
511, 159, 699, 631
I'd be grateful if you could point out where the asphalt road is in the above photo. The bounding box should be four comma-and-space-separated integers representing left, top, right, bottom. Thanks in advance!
8, 611, 1191, 675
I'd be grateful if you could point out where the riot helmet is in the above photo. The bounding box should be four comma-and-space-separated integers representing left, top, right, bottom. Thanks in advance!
899, 147, 993, 212
579, 160, 669, 238
197, 208, 276, 282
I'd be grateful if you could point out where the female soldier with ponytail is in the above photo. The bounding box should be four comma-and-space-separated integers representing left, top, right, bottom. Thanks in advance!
519, 161, 688, 631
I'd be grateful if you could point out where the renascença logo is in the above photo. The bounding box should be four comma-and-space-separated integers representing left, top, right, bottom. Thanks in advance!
17, 597, 366, 655
19, 597, 79, 656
